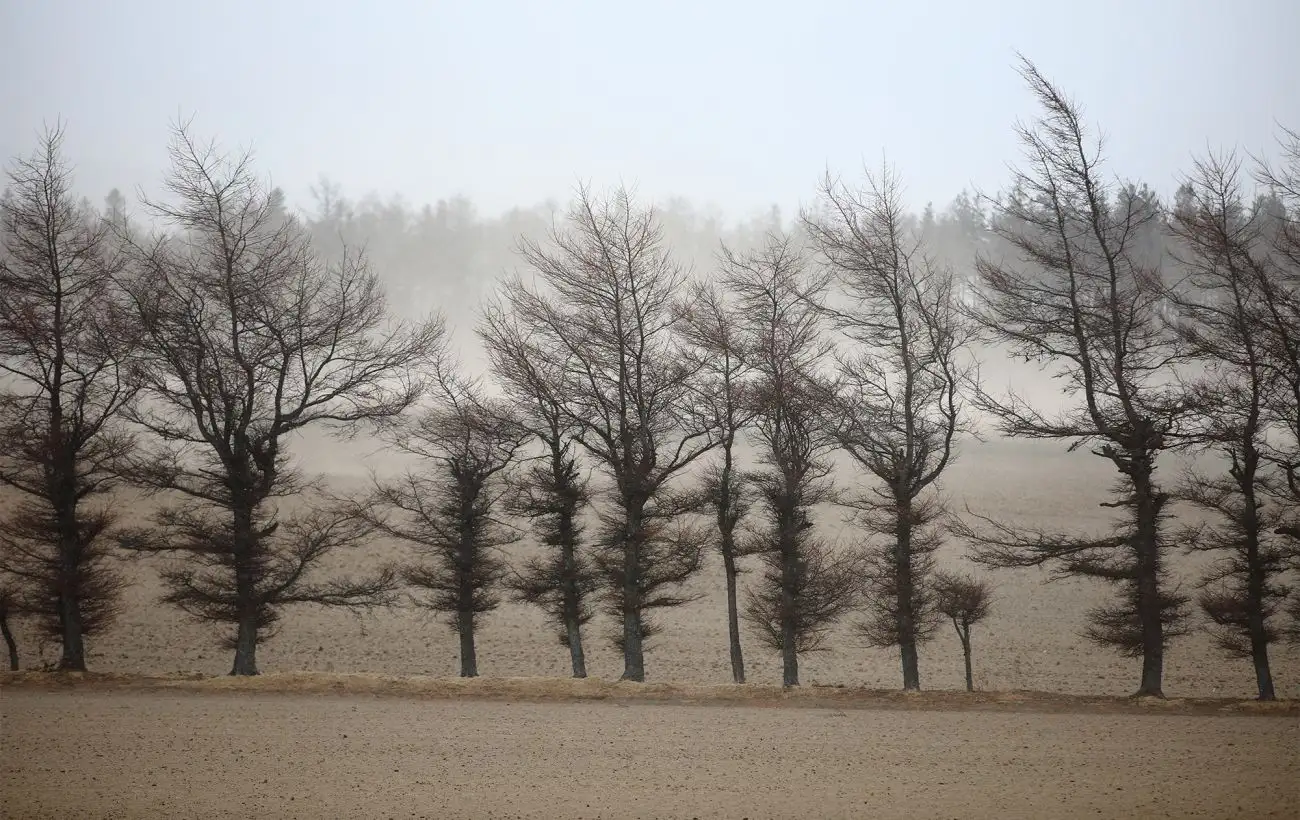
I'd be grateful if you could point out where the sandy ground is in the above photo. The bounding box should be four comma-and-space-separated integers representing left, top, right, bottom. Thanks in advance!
2, 686, 1297, 820
4, 438, 1299, 699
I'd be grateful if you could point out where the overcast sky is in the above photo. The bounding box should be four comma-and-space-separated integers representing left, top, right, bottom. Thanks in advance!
3, 0, 1297, 220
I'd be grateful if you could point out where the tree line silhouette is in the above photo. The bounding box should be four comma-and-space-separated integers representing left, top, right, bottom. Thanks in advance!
2, 58, 1297, 699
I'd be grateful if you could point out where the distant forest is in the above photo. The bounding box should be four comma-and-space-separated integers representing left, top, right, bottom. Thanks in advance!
2, 57, 1297, 701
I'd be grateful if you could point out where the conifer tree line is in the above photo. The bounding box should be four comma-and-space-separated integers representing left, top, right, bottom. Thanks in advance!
1, 58, 1298, 699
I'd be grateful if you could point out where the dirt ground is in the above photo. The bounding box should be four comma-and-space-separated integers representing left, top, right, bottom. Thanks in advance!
2, 687, 1297, 820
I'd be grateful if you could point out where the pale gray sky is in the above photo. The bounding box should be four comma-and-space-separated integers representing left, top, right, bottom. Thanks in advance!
2, 0, 1297, 219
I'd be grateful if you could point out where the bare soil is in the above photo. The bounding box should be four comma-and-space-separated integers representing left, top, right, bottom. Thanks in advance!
2, 683, 1296, 820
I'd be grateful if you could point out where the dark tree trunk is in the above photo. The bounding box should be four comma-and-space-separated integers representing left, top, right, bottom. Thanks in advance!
1238, 457, 1276, 701
1131, 456, 1165, 698
230, 614, 259, 676
896, 504, 920, 691
959, 622, 974, 692
1, 609, 18, 671
458, 611, 478, 678
722, 546, 746, 684
564, 615, 586, 679
230, 502, 260, 676
779, 523, 799, 687
620, 501, 646, 683
56, 591, 86, 672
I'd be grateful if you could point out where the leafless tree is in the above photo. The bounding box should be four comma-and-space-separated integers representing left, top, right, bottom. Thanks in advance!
0, 124, 135, 671
1252, 130, 1300, 587
480, 302, 599, 678
802, 163, 975, 691
722, 233, 858, 686
496, 184, 717, 681
1165, 149, 1293, 700
359, 366, 528, 678
675, 281, 758, 683
933, 570, 993, 692
116, 122, 444, 675
951, 57, 1192, 697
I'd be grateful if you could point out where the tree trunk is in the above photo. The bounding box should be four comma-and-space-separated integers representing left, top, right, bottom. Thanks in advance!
1130, 456, 1165, 698
230, 613, 259, 675
1, 609, 18, 671
620, 501, 646, 682
1239, 463, 1275, 701
564, 615, 586, 679
56, 592, 86, 672
960, 623, 974, 692
1250, 633, 1274, 701
722, 546, 746, 684
780, 539, 799, 687
458, 611, 478, 678
896, 504, 920, 691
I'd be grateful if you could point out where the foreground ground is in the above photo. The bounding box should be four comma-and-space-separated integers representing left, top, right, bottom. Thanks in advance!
3, 680, 1297, 819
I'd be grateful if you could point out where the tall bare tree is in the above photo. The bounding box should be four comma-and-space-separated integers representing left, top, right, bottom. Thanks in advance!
118, 123, 443, 675
497, 184, 716, 682
933, 570, 993, 692
0, 124, 135, 671
802, 164, 975, 691
360, 367, 527, 678
480, 302, 598, 678
952, 58, 1191, 697
675, 281, 758, 683
1165, 150, 1292, 700
723, 233, 858, 686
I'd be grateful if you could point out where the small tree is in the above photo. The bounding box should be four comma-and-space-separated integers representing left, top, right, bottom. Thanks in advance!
723, 233, 859, 686
480, 303, 599, 678
118, 123, 443, 675
0, 124, 135, 671
802, 163, 975, 691
498, 184, 717, 681
933, 571, 993, 692
362, 369, 527, 677
676, 281, 758, 684
952, 57, 1191, 697
1166, 149, 1292, 700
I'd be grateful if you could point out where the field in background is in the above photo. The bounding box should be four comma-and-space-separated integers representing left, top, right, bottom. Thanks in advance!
4, 436, 1298, 699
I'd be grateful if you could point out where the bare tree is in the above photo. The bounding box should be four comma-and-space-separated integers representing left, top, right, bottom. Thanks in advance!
360, 367, 527, 677
723, 233, 858, 686
952, 57, 1191, 697
1165, 150, 1293, 700
497, 184, 717, 681
802, 163, 975, 691
117, 123, 443, 675
480, 302, 599, 678
675, 281, 758, 683
933, 571, 993, 692
1252, 130, 1300, 588
0, 124, 135, 671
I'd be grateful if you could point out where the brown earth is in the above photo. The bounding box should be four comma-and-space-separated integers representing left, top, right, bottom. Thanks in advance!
2, 683, 1297, 820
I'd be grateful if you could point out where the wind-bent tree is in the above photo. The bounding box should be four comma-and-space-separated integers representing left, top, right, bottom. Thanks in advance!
498, 184, 717, 682
0, 125, 134, 671
724, 233, 858, 686
362, 367, 527, 677
118, 123, 443, 675
676, 281, 757, 683
480, 303, 599, 678
802, 163, 974, 691
1166, 150, 1292, 700
952, 58, 1191, 697
933, 571, 993, 692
